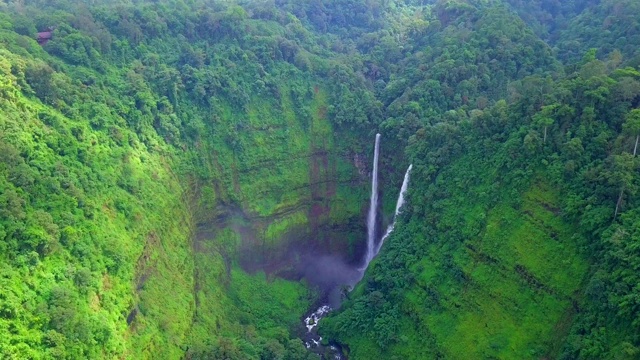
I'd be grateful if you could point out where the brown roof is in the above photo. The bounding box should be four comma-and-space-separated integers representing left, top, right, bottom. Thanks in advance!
37, 32, 52, 40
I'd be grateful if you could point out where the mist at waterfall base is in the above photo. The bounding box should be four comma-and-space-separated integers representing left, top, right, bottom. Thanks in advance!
299, 134, 412, 356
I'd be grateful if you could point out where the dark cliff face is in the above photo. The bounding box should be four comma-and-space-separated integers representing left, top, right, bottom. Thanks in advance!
176, 83, 376, 286
192, 136, 370, 286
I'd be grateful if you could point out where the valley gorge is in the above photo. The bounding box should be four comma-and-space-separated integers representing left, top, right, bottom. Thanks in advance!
1, 0, 640, 359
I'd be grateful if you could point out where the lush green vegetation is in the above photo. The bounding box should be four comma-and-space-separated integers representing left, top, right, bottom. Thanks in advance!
320, 1, 640, 358
0, 0, 370, 358
1, 0, 640, 359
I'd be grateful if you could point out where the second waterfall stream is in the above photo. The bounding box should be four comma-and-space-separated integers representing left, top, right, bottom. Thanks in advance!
375, 164, 412, 255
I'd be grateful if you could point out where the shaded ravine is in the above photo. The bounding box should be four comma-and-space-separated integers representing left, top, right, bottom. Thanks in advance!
300, 134, 413, 358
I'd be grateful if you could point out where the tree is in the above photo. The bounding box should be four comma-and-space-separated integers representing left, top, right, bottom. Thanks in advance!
623, 109, 640, 156
533, 105, 556, 143
612, 153, 638, 219
612, 109, 640, 219
24, 62, 55, 103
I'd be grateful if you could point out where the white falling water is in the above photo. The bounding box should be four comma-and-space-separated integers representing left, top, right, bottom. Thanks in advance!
362, 134, 381, 269
375, 164, 412, 255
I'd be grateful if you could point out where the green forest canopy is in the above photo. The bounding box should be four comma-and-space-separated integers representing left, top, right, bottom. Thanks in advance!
0, 0, 640, 359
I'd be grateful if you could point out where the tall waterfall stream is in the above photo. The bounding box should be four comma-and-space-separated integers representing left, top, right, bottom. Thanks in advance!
300, 134, 412, 358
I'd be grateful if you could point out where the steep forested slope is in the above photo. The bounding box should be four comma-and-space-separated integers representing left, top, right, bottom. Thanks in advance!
503, 0, 599, 39
320, 2, 640, 359
323, 62, 640, 357
1, 0, 640, 359
554, 0, 640, 62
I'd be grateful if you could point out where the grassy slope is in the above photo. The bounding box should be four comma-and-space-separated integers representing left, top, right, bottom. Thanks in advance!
425, 184, 586, 359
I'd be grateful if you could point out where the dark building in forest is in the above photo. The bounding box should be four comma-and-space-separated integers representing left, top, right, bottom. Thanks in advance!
37, 31, 52, 45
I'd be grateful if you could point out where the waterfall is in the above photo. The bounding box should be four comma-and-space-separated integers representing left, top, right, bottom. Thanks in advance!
375, 164, 412, 255
362, 134, 381, 268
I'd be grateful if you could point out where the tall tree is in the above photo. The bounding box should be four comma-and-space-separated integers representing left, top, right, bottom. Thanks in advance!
623, 109, 640, 156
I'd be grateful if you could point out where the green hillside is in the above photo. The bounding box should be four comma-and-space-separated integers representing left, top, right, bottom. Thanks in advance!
1, 0, 639, 359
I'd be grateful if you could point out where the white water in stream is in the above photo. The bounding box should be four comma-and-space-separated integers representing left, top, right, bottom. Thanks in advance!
375, 164, 412, 255
303, 305, 342, 358
362, 133, 381, 269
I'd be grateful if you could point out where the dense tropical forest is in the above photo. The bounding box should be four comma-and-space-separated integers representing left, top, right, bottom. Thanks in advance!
0, 0, 639, 359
